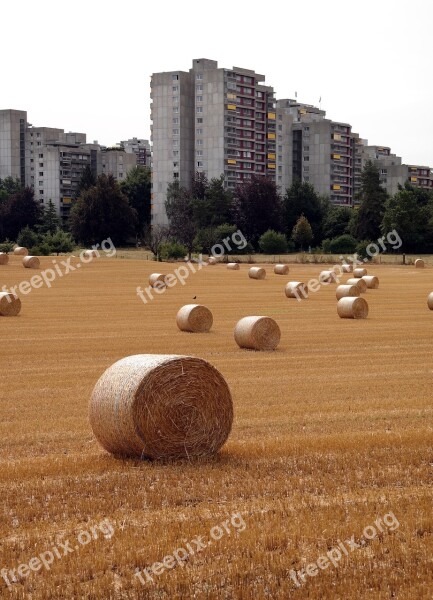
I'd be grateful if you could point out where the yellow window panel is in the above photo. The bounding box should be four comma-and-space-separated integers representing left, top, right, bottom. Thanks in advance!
410, 177, 417, 182
333, 133, 342, 141
227, 104, 237, 110
299, 109, 307, 115
332, 154, 341, 160
267, 112, 276, 120
62, 197, 72, 204
410, 166, 417, 171
227, 159, 236, 165
227, 93, 236, 100
267, 133, 276, 139
333, 185, 341, 190
267, 163, 276, 169
267, 153, 276, 159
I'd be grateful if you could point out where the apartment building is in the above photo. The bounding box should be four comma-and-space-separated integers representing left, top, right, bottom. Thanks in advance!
151, 58, 276, 225
100, 148, 137, 181
120, 137, 151, 167
0, 109, 27, 183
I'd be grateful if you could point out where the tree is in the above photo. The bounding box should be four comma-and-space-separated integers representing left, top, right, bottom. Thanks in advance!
120, 166, 151, 236
143, 224, 169, 260
381, 188, 431, 252
283, 181, 325, 245
322, 205, 352, 239
0, 187, 41, 241
0, 177, 22, 205
17, 226, 40, 249
77, 165, 96, 196
41, 228, 75, 255
38, 200, 61, 234
291, 214, 313, 250
69, 174, 137, 245
165, 180, 196, 258
231, 176, 283, 246
355, 161, 388, 241
327, 234, 358, 254
258, 230, 288, 254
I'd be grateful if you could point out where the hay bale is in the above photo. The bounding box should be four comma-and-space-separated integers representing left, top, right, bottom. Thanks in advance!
362, 275, 379, 289
227, 262, 240, 270
346, 277, 367, 293
337, 297, 368, 319
353, 267, 367, 278
0, 252, 9, 265
415, 258, 425, 268
149, 273, 167, 288
176, 304, 213, 333
208, 257, 218, 265
89, 354, 233, 459
342, 264, 352, 273
285, 281, 308, 299
0, 292, 21, 316
248, 267, 266, 280
14, 246, 28, 256
274, 264, 289, 275
83, 249, 98, 258
234, 316, 281, 351
22, 256, 40, 269
428, 292, 433, 310
335, 284, 360, 300
319, 270, 337, 284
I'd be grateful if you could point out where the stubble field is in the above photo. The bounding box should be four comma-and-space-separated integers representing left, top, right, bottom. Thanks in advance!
0, 255, 432, 599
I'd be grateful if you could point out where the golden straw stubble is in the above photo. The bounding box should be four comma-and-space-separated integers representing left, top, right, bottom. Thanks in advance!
0, 292, 21, 316
89, 354, 234, 460
176, 304, 213, 333
0, 252, 9, 265
337, 297, 369, 319
234, 316, 281, 351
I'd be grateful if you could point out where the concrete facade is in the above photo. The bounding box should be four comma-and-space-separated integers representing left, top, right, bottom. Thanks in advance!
0, 109, 27, 183
120, 138, 151, 167
100, 149, 137, 181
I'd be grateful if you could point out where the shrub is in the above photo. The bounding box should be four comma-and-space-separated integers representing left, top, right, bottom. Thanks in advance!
355, 240, 373, 261
17, 226, 40, 249
29, 243, 51, 256
328, 234, 357, 254
258, 229, 287, 254
159, 241, 188, 261
0, 240, 14, 253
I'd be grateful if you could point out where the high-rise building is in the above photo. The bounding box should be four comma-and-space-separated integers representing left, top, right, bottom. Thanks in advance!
0, 109, 27, 184
100, 148, 137, 181
151, 58, 276, 225
120, 137, 151, 167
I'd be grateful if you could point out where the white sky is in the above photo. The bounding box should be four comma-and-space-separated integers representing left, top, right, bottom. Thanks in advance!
2, 0, 432, 166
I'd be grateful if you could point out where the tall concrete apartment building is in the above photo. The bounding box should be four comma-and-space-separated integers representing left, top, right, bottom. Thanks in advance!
120, 137, 151, 166
151, 58, 276, 225
0, 109, 27, 183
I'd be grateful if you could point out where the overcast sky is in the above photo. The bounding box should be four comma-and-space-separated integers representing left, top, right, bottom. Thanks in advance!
2, 0, 432, 166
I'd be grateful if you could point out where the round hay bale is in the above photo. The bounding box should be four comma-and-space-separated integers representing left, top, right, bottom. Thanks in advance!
89, 354, 233, 459
14, 246, 28, 256
337, 297, 368, 319
149, 273, 167, 288
428, 292, 433, 310
415, 258, 425, 269
0, 252, 9, 265
208, 257, 218, 265
274, 264, 289, 275
83, 249, 98, 258
22, 256, 40, 269
227, 262, 240, 270
346, 277, 367, 293
248, 267, 266, 280
176, 304, 213, 333
285, 281, 308, 299
342, 264, 352, 273
362, 275, 379, 289
0, 292, 21, 316
319, 270, 337, 284
353, 268, 367, 278
234, 316, 281, 351
335, 284, 360, 300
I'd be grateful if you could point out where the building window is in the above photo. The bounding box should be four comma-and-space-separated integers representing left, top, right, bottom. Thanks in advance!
173, 162, 179, 168
173, 118, 179, 124
172, 74, 179, 80
173, 139, 179, 147
196, 150, 203, 156
39, 162, 43, 167
196, 73, 203, 80
196, 84, 203, 92
173, 150, 179, 156
39, 190, 43, 195
197, 139, 203, 145
196, 107, 203, 113
173, 106, 179, 113
173, 129, 179, 135
39, 153, 43, 158
304, 146, 310, 151
304, 126, 310, 131
172, 86, 178, 93
197, 161, 203, 167
303, 156, 309, 161
196, 128, 203, 135
197, 117, 203, 123
39, 171, 43, 176
36, 133, 41, 138
173, 172, 179, 178
196, 96, 203, 102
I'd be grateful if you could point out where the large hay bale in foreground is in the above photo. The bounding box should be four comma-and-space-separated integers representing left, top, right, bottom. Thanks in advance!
285, 281, 308, 299
0, 253, 9, 265
346, 277, 367, 293
274, 264, 289, 275
248, 267, 266, 280
149, 273, 167, 288
0, 292, 21, 316
353, 267, 367, 278
427, 292, 433, 310
89, 354, 233, 459
176, 304, 213, 333
342, 264, 353, 273
319, 270, 337, 283
362, 275, 379, 289
23, 256, 40, 269
227, 262, 240, 270
234, 316, 281, 351
415, 259, 425, 268
14, 247, 28, 256
336, 284, 360, 300
337, 297, 368, 319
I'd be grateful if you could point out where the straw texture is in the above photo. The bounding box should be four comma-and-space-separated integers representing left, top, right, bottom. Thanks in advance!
176, 304, 213, 333
346, 277, 367, 293
248, 267, 266, 280
274, 264, 289, 275
0, 292, 21, 316
227, 263, 240, 270
353, 268, 367, 278
342, 264, 353, 273
89, 354, 233, 460
14, 247, 28, 256
362, 275, 379, 289
319, 270, 337, 283
208, 257, 218, 265
0, 252, 9, 265
337, 297, 368, 319
23, 256, 40, 269
428, 292, 433, 310
234, 316, 281, 351
335, 285, 360, 300
285, 281, 308, 299
149, 273, 167, 288
415, 259, 425, 269
83, 249, 98, 258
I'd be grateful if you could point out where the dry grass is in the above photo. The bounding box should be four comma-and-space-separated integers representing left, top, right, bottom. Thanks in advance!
0, 255, 432, 599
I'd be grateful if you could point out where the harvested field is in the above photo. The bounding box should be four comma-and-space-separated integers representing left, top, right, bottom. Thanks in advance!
0, 256, 432, 599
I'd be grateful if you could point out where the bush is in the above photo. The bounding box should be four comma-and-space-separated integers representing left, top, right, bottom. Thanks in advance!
321, 238, 332, 253
159, 241, 188, 261
17, 226, 40, 249
0, 240, 14, 253
355, 240, 373, 261
328, 234, 357, 254
258, 229, 287, 254
29, 243, 51, 256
